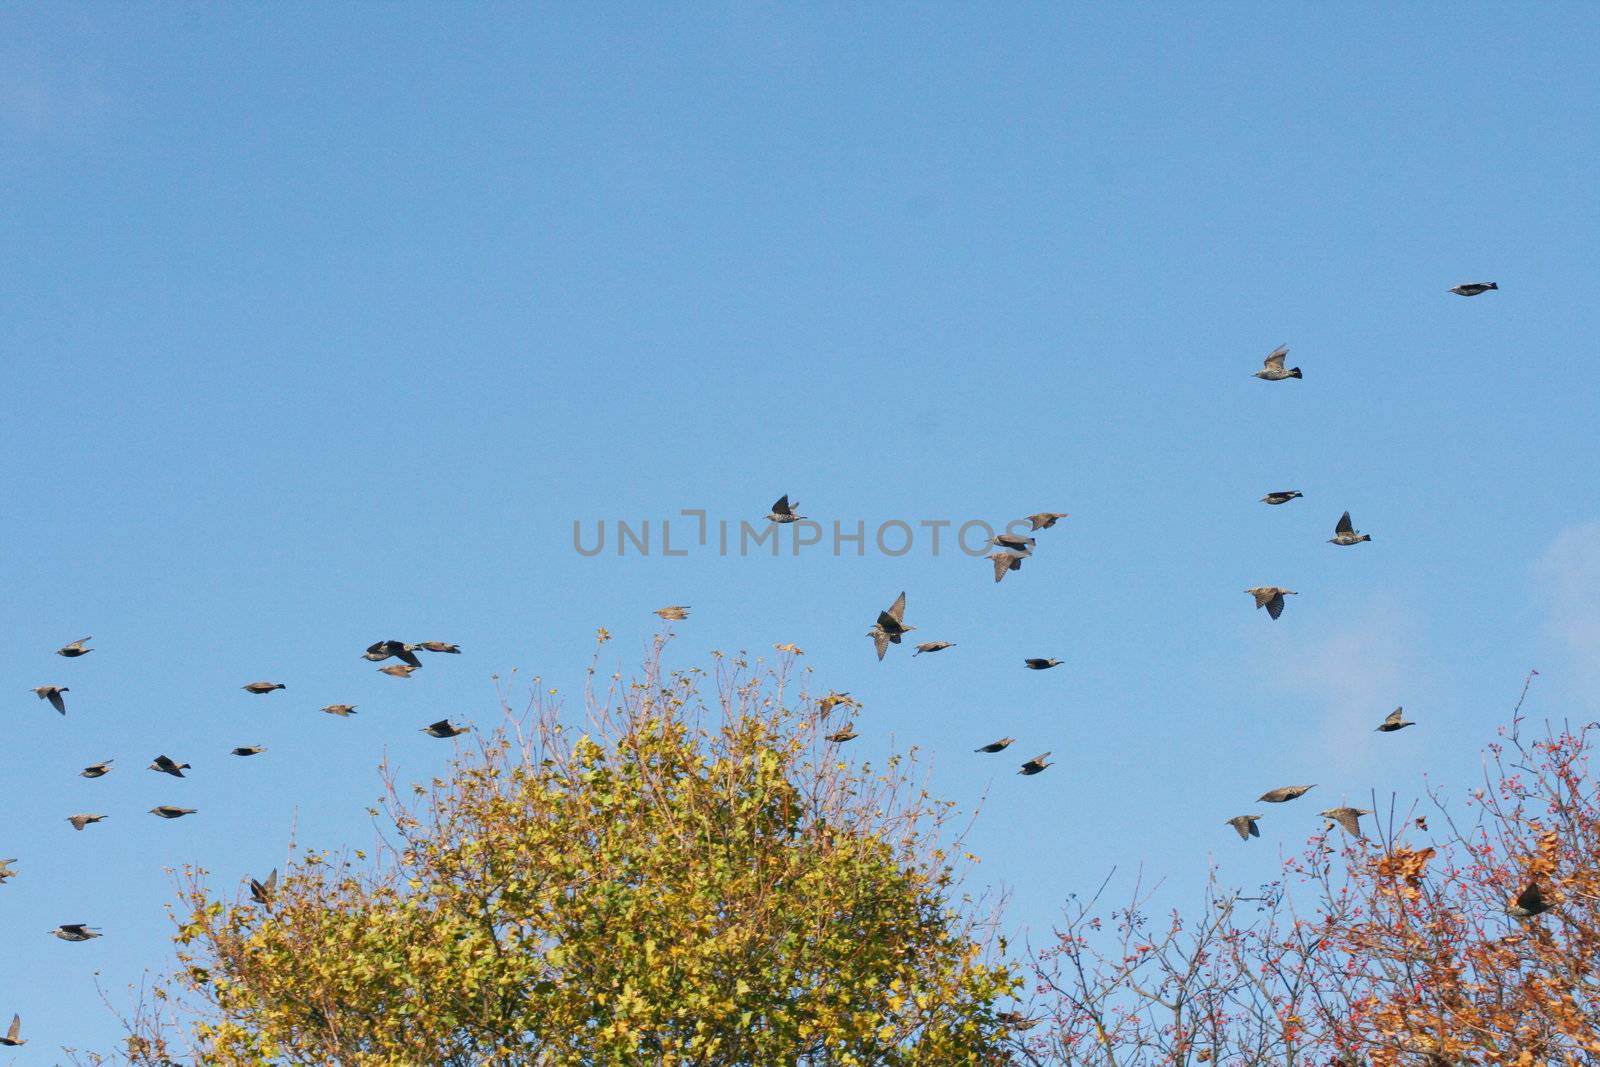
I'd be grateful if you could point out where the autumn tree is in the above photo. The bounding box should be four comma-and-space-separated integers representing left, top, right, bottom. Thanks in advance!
1023, 676, 1600, 1066
119, 638, 1021, 1066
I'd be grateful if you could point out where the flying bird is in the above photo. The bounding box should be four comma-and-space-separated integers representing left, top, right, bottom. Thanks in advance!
987, 551, 1024, 583
867, 592, 914, 660
1024, 658, 1062, 670
1261, 491, 1303, 505
1246, 587, 1297, 620
1023, 512, 1069, 531
250, 869, 278, 907
32, 685, 68, 715
422, 719, 470, 738
1018, 752, 1052, 775
1258, 784, 1316, 803
67, 814, 107, 832
1376, 707, 1415, 732
1321, 806, 1374, 838
1253, 343, 1302, 381
364, 640, 422, 667
818, 691, 856, 714
975, 737, 1015, 753
150, 806, 197, 819
1507, 880, 1552, 919
149, 755, 190, 778
989, 533, 1036, 553
1226, 815, 1263, 840
766, 494, 804, 524
1450, 282, 1498, 297
80, 760, 114, 779
653, 606, 691, 621
55, 636, 93, 658
379, 664, 419, 679
242, 681, 286, 694
0, 1013, 24, 1047
825, 726, 858, 743
913, 641, 954, 656
0, 859, 16, 885
1329, 511, 1372, 546
231, 746, 266, 757
49, 924, 101, 942
322, 704, 358, 717
414, 641, 461, 654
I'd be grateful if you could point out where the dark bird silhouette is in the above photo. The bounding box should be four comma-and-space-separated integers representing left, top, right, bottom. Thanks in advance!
975, 737, 1015, 753
150, 806, 197, 819
1023, 512, 1069, 531
987, 551, 1023, 583
1261, 491, 1303, 505
1024, 658, 1062, 670
1226, 815, 1263, 840
1450, 282, 1498, 297
653, 606, 690, 621
379, 664, 419, 679
414, 641, 461, 654
1507, 880, 1552, 919
1321, 806, 1373, 838
1018, 752, 1052, 775
365, 640, 422, 667
422, 719, 470, 738
989, 533, 1036, 553
1329, 511, 1372, 546
1247, 587, 1297, 620
80, 760, 114, 779
242, 681, 286, 694
913, 641, 954, 656
766, 494, 804, 524
0, 1013, 22, 1047
1259, 784, 1316, 803
149, 755, 190, 778
231, 745, 266, 757
322, 704, 358, 717
1253, 343, 1302, 380
32, 685, 68, 715
867, 591, 914, 660
50, 924, 101, 942
55, 636, 93, 658
67, 814, 107, 832
250, 869, 278, 907
1376, 707, 1414, 732
825, 726, 858, 743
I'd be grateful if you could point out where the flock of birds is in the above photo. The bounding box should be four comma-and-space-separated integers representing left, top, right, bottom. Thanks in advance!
5, 281, 1533, 1052
682, 283, 1512, 856
5, 636, 473, 1048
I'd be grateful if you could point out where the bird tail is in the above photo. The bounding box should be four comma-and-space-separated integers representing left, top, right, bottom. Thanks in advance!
1289, 367, 1303, 378
1488, 282, 1499, 290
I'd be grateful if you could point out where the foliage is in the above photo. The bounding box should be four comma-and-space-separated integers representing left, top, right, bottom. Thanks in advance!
122, 638, 1019, 1066
1022, 676, 1600, 1066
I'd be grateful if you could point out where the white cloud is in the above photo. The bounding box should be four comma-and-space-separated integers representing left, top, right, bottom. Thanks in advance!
1534, 522, 1600, 712
1266, 597, 1420, 778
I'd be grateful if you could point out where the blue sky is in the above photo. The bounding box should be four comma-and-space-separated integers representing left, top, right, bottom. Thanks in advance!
4, 3, 1600, 1057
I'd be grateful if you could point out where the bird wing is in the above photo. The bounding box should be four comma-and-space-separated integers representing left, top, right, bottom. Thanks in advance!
1263, 344, 1289, 370
991, 553, 1012, 582
1330, 810, 1361, 835
871, 630, 890, 660
1266, 593, 1285, 620
1385, 707, 1404, 726
1515, 882, 1545, 912
1335, 511, 1354, 535
885, 591, 906, 623
770, 494, 792, 515
47, 690, 66, 714
397, 647, 422, 669
5, 1015, 17, 1041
